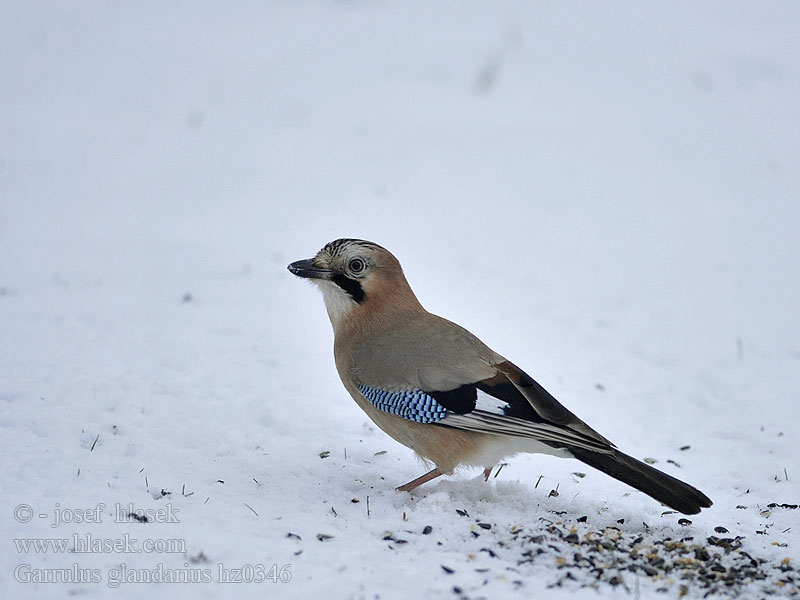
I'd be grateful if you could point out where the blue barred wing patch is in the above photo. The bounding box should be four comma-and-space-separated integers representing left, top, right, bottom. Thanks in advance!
357, 384, 447, 424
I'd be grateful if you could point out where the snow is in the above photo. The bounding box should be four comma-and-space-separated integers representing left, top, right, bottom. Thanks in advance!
1, 1, 799, 598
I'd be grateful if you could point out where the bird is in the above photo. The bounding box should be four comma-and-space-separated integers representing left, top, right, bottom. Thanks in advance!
288, 238, 712, 515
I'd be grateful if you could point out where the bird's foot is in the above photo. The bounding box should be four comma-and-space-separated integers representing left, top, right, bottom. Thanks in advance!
483, 467, 492, 482
396, 468, 444, 492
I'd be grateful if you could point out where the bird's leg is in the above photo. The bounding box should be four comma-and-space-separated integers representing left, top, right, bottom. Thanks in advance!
396, 468, 444, 492
483, 467, 492, 482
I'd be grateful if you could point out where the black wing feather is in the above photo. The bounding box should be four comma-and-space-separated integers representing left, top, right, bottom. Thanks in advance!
428, 384, 477, 414
427, 369, 589, 427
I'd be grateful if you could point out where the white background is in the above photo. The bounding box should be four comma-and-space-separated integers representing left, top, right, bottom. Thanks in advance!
1, 2, 798, 598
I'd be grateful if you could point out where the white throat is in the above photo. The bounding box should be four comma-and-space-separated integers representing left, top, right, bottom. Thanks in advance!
315, 280, 357, 330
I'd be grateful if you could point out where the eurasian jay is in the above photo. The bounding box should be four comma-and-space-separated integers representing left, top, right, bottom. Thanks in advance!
288, 238, 712, 515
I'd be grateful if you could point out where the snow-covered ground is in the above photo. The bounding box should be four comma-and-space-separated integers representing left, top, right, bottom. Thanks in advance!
1, 1, 799, 598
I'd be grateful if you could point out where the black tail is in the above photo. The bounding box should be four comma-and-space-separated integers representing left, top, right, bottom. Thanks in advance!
568, 447, 712, 515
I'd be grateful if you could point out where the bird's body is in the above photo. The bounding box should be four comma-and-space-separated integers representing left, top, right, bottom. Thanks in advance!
289, 239, 712, 514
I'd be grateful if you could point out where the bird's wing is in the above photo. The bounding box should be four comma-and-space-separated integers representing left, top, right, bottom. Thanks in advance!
356, 363, 615, 455
350, 313, 613, 452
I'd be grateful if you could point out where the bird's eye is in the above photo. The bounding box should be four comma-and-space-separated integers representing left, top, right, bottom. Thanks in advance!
349, 258, 365, 274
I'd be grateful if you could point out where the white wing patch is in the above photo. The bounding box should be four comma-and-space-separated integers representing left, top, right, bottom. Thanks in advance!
475, 388, 512, 415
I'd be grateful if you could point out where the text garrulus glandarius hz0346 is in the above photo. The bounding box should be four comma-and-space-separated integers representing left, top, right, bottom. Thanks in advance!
288, 238, 712, 515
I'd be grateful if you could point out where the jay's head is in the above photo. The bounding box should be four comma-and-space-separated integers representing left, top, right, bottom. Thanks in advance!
288, 238, 421, 330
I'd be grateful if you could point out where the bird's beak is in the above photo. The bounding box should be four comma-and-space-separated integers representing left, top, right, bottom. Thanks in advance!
287, 258, 334, 281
